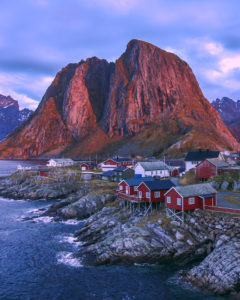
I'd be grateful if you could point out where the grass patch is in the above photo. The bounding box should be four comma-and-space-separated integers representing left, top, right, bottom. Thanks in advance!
104, 201, 119, 207
179, 169, 200, 186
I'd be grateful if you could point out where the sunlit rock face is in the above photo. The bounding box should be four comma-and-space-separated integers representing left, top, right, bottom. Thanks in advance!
0, 40, 238, 159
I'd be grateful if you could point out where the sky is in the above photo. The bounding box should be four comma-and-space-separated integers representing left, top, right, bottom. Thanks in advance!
0, 0, 240, 110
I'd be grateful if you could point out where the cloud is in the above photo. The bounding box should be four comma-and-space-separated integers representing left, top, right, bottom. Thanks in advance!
204, 42, 223, 55
219, 55, 240, 74
87, 0, 141, 13
0, 72, 53, 110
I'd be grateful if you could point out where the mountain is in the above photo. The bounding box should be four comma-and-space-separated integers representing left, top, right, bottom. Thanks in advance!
0, 94, 33, 141
0, 39, 238, 159
212, 97, 240, 142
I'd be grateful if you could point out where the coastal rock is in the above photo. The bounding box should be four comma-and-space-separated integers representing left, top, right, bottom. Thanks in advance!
209, 181, 219, 190
221, 181, 229, 191
58, 193, 115, 219
186, 241, 240, 295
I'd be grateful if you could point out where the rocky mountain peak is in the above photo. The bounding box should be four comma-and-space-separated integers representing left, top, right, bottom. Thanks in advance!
0, 94, 19, 109
0, 40, 239, 159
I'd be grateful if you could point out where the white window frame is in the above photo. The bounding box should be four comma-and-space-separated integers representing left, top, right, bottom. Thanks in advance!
134, 186, 138, 192
177, 198, 182, 206
126, 186, 129, 194
154, 192, 160, 198
146, 192, 150, 198
119, 185, 123, 190
167, 196, 171, 203
139, 191, 142, 198
188, 197, 195, 205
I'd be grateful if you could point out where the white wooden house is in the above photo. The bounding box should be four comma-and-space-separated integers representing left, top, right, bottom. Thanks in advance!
134, 161, 172, 178
47, 158, 74, 167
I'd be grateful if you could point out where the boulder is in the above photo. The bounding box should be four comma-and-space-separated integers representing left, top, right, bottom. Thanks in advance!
221, 181, 229, 191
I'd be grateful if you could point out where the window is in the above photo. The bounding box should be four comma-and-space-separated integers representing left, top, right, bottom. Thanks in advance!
139, 191, 142, 198
126, 186, 129, 194
119, 185, 123, 190
134, 186, 138, 191
146, 192, 150, 198
155, 192, 160, 198
177, 198, 182, 206
188, 197, 195, 205
167, 196, 171, 203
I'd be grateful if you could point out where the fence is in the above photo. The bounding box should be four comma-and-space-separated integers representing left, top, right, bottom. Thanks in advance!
205, 205, 240, 215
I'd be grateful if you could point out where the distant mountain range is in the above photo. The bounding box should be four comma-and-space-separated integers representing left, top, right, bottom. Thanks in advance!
0, 40, 239, 159
212, 97, 240, 142
0, 94, 33, 141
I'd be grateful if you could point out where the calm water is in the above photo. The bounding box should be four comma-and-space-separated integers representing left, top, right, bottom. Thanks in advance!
0, 162, 224, 300
0, 159, 47, 177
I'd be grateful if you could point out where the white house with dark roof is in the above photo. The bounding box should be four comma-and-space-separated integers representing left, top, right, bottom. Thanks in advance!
185, 149, 222, 172
134, 161, 172, 178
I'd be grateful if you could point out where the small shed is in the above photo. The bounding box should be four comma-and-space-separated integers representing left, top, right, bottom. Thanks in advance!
165, 183, 217, 211
196, 159, 229, 180
137, 180, 175, 202
80, 162, 96, 171
39, 169, 54, 177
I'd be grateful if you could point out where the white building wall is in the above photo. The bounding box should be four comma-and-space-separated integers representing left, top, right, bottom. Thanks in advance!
185, 161, 199, 172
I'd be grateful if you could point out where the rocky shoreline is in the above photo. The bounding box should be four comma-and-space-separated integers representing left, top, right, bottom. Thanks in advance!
1, 172, 240, 296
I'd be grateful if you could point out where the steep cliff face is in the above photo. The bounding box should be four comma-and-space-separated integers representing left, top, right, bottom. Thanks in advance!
0, 40, 238, 159
212, 97, 240, 142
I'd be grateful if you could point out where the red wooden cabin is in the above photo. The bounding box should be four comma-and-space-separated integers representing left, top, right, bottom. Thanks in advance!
118, 177, 154, 201
196, 159, 229, 180
170, 168, 179, 177
80, 162, 96, 171
165, 183, 217, 211
101, 157, 133, 171
39, 169, 54, 177
137, 180, 175, 203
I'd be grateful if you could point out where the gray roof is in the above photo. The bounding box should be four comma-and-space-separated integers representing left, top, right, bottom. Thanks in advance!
174, 183, 217, 198
136, 161, 171, 171
49, 158, 73, 162
207, 159, 229, 168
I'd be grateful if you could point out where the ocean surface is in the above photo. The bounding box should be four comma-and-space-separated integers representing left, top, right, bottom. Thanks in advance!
0, 161, 224, 300
0, 159, 47, 177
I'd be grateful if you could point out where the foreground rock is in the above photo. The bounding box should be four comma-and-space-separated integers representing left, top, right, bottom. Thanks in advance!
186, 241, 240, 295
46, 192, 115, 220
74, 206, 220, 266
72, 204, 240, 296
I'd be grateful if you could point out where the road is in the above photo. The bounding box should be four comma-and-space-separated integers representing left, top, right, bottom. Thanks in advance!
217, 192, 240, 209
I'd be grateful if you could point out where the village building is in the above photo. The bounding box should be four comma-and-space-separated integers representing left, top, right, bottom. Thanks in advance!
165, 183, 217, 216
196, 159, 229, 180
118, 177, 154, 199
100, 157, 133, 171
47, 158, 74, 167
39, 169, 54, 177
185, 149, 222, 172
101, 170, 115, 181
80, 162, 97, 171
137, 180, 175, 203
112, 167, 134, 182
134, 161, 172, 178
